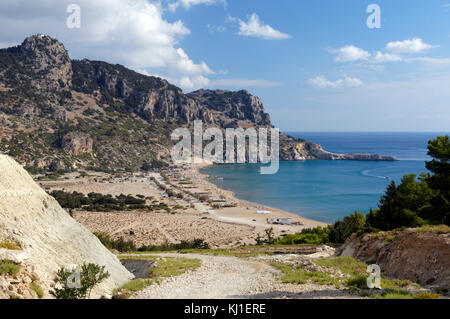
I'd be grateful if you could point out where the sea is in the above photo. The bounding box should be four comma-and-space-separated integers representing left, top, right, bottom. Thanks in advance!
200, 132, 449, 224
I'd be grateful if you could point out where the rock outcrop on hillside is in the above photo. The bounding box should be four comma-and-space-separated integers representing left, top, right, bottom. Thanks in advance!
15, 34, 73, 93
0, 155, 133, 298
0, 35, 396, 172
61, 132, 94, 156
187, 89, 272, 127
338, 228, 450, 288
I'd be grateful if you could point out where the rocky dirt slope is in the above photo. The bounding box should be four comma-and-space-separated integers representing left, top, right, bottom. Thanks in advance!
338, 228, 450, 288
0, 255, 47, 299
0, 154, 133, 298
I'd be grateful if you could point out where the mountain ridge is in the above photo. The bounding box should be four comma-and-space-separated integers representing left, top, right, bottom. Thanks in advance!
0, 34, 397, 173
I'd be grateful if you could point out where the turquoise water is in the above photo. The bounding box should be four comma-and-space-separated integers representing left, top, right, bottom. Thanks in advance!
200, 132, 448, 223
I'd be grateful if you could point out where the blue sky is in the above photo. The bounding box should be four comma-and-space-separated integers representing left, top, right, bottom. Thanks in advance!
166, 0, 450, 132
0, 0, 449, 131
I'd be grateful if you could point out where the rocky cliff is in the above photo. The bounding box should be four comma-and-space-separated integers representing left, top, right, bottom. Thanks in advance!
0, 35, 396, 173
187, 89, 272, 127
0, 154, 134, 298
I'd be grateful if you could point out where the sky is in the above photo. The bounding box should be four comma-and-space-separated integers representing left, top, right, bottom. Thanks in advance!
0, 0, 449, 132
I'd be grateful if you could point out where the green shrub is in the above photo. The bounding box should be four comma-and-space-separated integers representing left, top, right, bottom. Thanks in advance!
381, 278, 413, 289
29, 282, 44, 299
329, 212, 366, 244
0, 260, 21, 276
415, 224, 450, 234
256, 228, 276, 245
137, 238, 210, 252
274, 212, 366, 245
94, 232, 136, 252
50, 263, 110, 299
276, 232, 325, 245
413, 292, 440, 299
375, 288, 413, 299
49, 190, 147, 212
345, 275, 368, 289
0, 241, 21, 250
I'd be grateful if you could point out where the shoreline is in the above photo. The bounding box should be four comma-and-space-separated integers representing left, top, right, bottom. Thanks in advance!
37, 163, 327, 248
194, 163, 328, 228
183, 163, 328, 236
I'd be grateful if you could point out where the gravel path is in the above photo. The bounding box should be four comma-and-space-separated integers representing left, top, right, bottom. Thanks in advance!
131, 253, 362, 299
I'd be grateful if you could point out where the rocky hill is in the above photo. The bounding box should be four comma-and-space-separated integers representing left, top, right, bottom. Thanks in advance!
0, 154, 133, 298
0, 35, 396, 173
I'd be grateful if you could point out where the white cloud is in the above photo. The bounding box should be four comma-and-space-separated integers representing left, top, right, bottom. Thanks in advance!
374, 38, 443, 64
302, 75, 450, 131
206, 24, 226, 34
328, 45, 371, 62
168, 0, 226, 12
178, 75, 210, 89
209, 78, 282, 88
237, 13, 290, 40
308, 76, 363, 88
328, 39, 440, 65
386, 38, 435, 54
0, 0, 214, 90
405, 57, 450, 65
374, 51, 403, 63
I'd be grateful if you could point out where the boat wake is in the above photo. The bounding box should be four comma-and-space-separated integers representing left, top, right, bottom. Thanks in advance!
361, 168, 391, 180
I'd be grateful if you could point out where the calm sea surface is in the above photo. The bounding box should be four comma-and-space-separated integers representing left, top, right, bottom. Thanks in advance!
200, 132, 448, 223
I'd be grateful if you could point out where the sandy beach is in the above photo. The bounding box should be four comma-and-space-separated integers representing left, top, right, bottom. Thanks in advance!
37, 164, 327, 248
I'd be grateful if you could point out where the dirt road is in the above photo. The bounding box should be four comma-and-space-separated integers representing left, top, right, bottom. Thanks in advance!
131, 253, 361, 299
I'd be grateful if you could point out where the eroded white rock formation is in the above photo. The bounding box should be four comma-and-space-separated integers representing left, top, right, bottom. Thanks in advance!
0, 154, 133, 298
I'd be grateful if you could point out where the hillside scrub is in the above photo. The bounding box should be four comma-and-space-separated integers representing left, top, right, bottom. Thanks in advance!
94, 232, 137, 252
138, 239, 210, 252
49, 190, 146, 211
94, 232, 210, 253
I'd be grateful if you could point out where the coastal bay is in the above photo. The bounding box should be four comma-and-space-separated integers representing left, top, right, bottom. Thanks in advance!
201, 132, 446, 223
